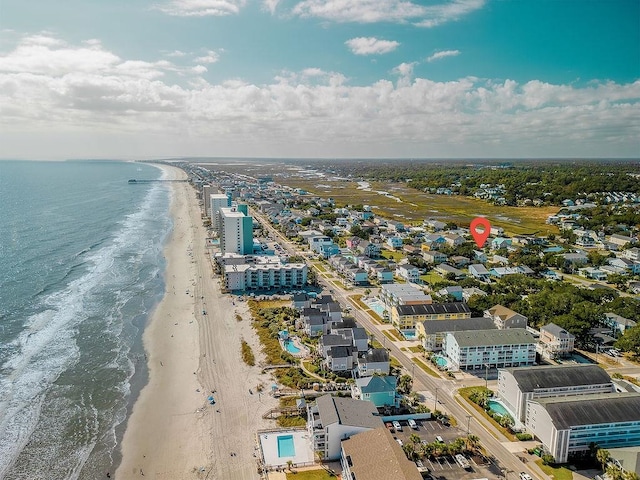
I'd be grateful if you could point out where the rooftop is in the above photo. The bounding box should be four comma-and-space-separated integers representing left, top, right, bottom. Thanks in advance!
421, 317, 495, 334
534, 392, 640, 430
341, 426, 422, 480
396, 302, 471, 316
449, 328, 535, 347
504, 364, 612, 392
315, 394, 382, 429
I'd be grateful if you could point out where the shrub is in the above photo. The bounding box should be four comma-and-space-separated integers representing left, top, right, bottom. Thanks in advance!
241, 340, 255, 366
516, 433, 533, 441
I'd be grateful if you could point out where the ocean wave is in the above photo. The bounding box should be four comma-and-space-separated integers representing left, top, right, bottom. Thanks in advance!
0, 177, 171, 479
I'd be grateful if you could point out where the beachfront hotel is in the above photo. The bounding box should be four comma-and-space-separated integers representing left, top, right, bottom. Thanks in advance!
209, 193, 230, 232
215, 253, 307, 292
220, 205, 254, 255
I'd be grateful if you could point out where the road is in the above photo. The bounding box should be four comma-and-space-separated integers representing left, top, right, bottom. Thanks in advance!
249, 206, 540, 480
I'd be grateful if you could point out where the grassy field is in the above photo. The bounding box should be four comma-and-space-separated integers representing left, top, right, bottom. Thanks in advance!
278, 177, 559, 236
420, 271, 445, 286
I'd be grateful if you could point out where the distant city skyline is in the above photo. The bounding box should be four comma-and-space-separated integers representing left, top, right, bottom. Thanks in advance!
1, 0, 639, 159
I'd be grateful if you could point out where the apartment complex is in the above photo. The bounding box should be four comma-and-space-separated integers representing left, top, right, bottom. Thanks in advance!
220, 206, 253, 255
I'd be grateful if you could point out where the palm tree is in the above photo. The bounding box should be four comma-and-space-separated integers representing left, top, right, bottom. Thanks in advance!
450, 438, 466, 455
403, 442, 417, 461
420, 442, 435, 459
606, 465, 624, 480
596, 448, 611, 472
409, 433, 421, 445
465, 434, 481, 454
623, 472, 640, 480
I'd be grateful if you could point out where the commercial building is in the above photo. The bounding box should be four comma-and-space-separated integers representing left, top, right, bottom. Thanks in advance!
220, 206, 253, 255
341, 427, 422, 480
379, 284, 432, 311
526, 393, 640, 463
497, 364, 614, 422
443, 328, 536, 371
307, 395, 382, 460
416, 317, 495, 352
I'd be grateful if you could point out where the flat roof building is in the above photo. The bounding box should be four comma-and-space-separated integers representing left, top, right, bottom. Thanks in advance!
526, 393, 640, 463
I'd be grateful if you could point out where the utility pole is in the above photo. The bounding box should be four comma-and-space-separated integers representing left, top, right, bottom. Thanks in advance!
434, 387, 439, 413
466, 415, 472, 435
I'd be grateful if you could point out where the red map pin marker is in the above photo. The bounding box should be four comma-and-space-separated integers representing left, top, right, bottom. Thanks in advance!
470, 217, 491, 248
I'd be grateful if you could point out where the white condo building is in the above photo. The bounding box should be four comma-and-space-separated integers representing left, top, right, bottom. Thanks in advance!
209, 193, 230, 232
219, 206, 253, 255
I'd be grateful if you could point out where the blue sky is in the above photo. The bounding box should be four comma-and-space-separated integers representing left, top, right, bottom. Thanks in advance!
1, 0, 639, 159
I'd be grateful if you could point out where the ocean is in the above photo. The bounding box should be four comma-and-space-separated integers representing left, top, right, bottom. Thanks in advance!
0, 160, 171, 479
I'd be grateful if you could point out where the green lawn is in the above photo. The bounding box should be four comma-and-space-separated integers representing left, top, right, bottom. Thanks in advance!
286, 469, 337, 480
413, 358, 440, 378
535, 460, 573, 480
420, 271, 445, 286
381, 249, 406, 262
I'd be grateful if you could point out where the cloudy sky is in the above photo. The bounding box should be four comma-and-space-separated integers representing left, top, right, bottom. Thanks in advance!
1, 0, 639, 159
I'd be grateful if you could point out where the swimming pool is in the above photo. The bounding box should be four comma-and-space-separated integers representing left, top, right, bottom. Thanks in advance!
284, 340, 301, 354
434, 355, 448, 367
488, 400, 510, 417
277, 435, 296, 458
366, 300, 386, 317
402, 330, 417, 340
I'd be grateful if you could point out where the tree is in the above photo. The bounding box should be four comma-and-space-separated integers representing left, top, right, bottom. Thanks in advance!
409, 433, 421, 445
465, 434, 481, 454
616, 325, 640, 356
596, 448, 611, 472
397, 374, 413, 395
403, 442, 417, 460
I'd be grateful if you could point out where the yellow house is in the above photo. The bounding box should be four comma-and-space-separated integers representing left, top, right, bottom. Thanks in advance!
391, 303, 471, 330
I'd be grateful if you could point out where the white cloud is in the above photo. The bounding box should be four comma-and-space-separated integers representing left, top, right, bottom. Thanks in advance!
262, 0, 280, 14
345, 37, 400, 55
194, 50, 220, 64
415, 0, 485, 27
1, 34, 639, 159
156, 0, 246, 17
290, 0, 484, 26
427, 49, 461, 62
165, 50, 188, 57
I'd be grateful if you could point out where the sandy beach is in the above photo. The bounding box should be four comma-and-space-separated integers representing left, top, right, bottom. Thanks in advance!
117, 164, 279, 480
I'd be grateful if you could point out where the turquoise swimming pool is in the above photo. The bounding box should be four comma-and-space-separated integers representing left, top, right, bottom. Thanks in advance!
366, 300, 386, 317
488, 400, 510, 417
284, 340, 300, 354
402, 330, 417, 340
434, 355, 448, 367
277, 435, 295, 458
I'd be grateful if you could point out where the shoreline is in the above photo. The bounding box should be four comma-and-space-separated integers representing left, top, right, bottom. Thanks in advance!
116, 163, 279, 479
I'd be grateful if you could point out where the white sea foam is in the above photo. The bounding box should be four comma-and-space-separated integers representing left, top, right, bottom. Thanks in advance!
0, 179, 169, 478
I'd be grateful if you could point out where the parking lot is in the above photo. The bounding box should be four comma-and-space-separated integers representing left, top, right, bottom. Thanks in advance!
387, 418, 499, 480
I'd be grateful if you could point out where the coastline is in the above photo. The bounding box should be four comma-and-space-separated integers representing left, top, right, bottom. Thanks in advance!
116, 164, 278, 479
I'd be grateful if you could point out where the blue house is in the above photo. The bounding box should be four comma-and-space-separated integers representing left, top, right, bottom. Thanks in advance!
491, 237, 512, 250
352, 376, 398, 408
386, 236, 403, 250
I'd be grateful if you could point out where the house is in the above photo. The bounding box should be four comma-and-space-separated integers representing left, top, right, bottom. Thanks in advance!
624, 247, 640, 261
353, 348, 390, 378
357, 240, 382, 258
578, 267, 608, 281
491, 237, 512, 250
396, 264, 420, 283
292, 292, 312, 310
538, 323, 576, 359
437, 286, 463, 301
497, 364, 614, 423
562, 252, 589, 265
391, 303, 471, 331
416, 317, 496, 352
603, 312, 637, 337
443, 329, 536, 371
484, 305, 528, 329
462, 287, 488, 302
386, 236, 403, 250
609, 257, 640, 274
320, 334, 353, 357
435, 263, 466, 279
325, 346, 356, 372
307, 394, 382, 460
341, 427, 422, 480
474, 250, 488, 262
525, 393, 640, 463
423, 250, 448, 264
468, 264, 490, 282
423, 234, 447, 250
608, 234, 635, 248
444, 234, 465, 247
489, 265, 534, 278
351, 375, 397, 408
424, 219, 447, 231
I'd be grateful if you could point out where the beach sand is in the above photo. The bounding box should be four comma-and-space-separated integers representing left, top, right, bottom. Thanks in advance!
116, 164, 279, 480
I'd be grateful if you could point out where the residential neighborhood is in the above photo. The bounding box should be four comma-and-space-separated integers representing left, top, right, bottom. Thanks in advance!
184, 161, 640, 480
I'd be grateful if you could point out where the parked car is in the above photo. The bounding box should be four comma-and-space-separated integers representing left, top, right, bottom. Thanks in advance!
393, 421, 402, 432
385, 422, 395, 433
435, 435, 444, 443
520, 473, 533, 480
408, 418, 418, 430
